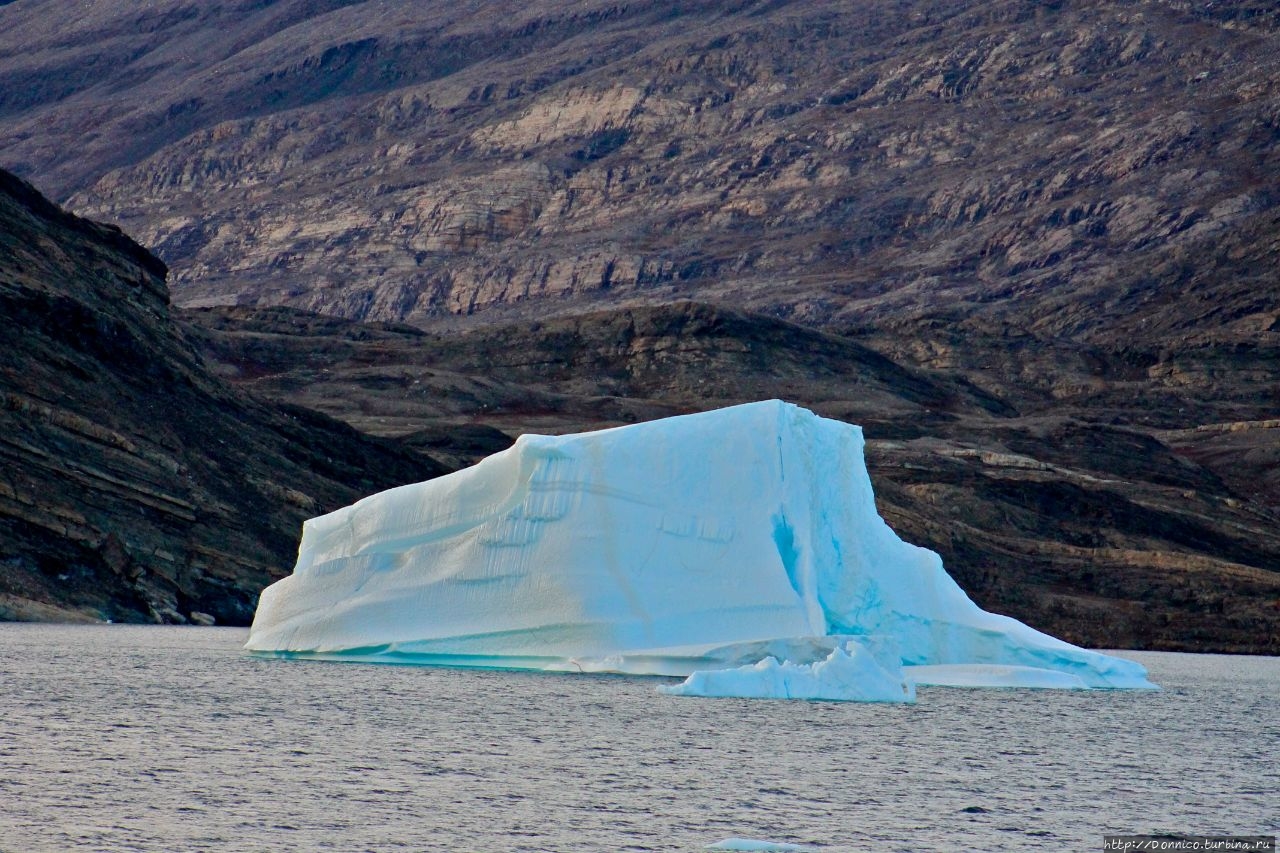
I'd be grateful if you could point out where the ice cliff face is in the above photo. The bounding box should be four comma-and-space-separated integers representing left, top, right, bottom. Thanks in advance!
246, 401, 1155, 699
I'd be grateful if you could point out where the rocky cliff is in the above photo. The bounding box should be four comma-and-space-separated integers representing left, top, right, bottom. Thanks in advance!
0, 169, 443, 624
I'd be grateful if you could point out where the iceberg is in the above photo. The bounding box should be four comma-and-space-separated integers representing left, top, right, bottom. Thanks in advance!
246, 400, 1156, 698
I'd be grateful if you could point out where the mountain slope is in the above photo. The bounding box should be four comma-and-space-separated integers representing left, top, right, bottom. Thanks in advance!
183, 301, 1007, 439
0, 0, 1275, 343
0, 169, 443, 624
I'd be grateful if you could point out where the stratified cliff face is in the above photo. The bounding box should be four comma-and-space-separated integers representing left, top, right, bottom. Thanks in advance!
0, 169, 443, 624
1, 0, 1275, 341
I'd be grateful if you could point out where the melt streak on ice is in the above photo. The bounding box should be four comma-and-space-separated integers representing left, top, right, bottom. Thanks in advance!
246, 400, 1155, 701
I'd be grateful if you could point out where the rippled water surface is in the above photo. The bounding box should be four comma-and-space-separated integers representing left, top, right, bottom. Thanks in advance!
1, 625, 1276, 852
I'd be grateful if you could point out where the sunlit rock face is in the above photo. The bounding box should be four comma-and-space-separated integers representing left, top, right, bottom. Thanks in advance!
246, 401, 1155, 699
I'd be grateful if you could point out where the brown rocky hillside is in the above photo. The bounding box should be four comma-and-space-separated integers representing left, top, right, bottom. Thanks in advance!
0, 0, 1275, 342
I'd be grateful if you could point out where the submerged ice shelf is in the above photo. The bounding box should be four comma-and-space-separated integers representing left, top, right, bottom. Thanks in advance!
659, 641, 916, 703
246, 400, 1156, 701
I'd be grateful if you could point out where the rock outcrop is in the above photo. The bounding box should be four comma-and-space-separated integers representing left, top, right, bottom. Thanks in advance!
0, 169, 444, 624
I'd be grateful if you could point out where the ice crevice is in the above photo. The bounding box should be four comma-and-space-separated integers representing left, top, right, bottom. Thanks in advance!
246, 400, 1157, 702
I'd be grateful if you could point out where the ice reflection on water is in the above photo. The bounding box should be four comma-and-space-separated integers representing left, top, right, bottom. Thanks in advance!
0, 625, 1275, 852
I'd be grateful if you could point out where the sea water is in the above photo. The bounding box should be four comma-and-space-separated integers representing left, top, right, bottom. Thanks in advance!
0, 624, 1275, 852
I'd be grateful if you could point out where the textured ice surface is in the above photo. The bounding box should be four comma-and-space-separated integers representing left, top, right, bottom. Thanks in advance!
247, 400, 1156, 696
660, 640, 915, 702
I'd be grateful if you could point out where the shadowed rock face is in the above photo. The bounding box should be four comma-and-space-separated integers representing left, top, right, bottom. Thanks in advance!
0, 0, 1276, 342
0, 170, 444, 624
184, 303, 1280, 655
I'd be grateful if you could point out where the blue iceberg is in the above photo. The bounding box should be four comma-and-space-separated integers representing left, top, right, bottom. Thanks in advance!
246, 400, 1156, 700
